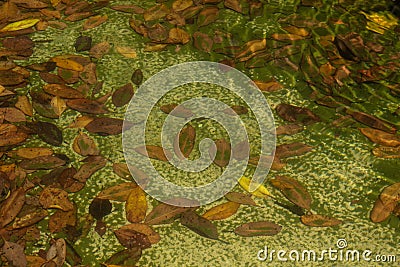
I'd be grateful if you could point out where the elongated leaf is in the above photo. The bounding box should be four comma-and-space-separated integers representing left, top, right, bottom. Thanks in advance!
145, 202, 189, 225
275, 124, 303, 135
174, 124, 196, 159
85, 117, 126, 135
234, 221, 282, 237
97, 182, 137, 202
225, 192, 257, 206
359, 128, 400, 147
72, 132, 100, 156
114, 227, 151, 249
12, 209, 48, 229
134, 145, 172, 162
12, 147, 53, 159
35, 121, 63, 146
180, 210, 219, 241
112, 163, 132, 180
2, 241, 27, 267
275, 142, 313, 159
346, 109, 396, 134
372, 146, 400, 159
276, 103, 321, 124
380, 182, 400, 206
0, 18, 40, 32
209, 138, 231, 167
112, 83, 134, 107
202, 201, 240, 220
370, 197, 396, 223
44, 84, 84, 99
104, 248, 141, 266
254, 80, 283, 92
160, 103, 193, 118
238, 176, 272, 198
125, 187, 147, 223
300, 214, 342, 227
232, 140, 250, 161
66, 99, 108, 114
51, 56, 84, 71
116, 223, 160, 244
20, 155, 66, 170
270, 175, 312, 210
73, 155, 107, 182
39, 187, 74, 211
0, 187, 25, 228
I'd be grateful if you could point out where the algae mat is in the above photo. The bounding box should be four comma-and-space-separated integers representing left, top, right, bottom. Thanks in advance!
0, 0, 399, 266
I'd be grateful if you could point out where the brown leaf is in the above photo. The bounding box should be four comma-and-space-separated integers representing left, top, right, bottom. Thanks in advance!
116, 46, 137, 58
20, 155, 66, 170
270, 175, 312, 210
0, 70, 25, 86
167, 28, 190, 44
272, 33, 305, 41
67, 115, 94, 128
112, 83, 134, 107
234, 221, 282, 237
43, 84, 84, 99
380, 182, 400, 206
11, 147, 53, 159
180, 210, 219, 241
160, 103, 193, 118
72, 132, 100, 156
254, 80, 283, 92
39, 187, 74, 211
111, 5, 144, 14
275, 124, 303, 135
51, 56, 84, 71
232, 140, 250, 161
114, 227, 151, 249
174, 124, 196, 159
143, 4, 169, 21
2, 241, 27, 267
0, 187, 25, 228
359, 128, 400, 147
209, 138, 231, 167
97, 182, 137, 202
15, 95, 33, 117
283, 25, 309, 37
0, 107, 26, 122
83, 15, 108, 30
85, 117, 127, 135
116, 223, 160, 245
300, 214, 342, 227
134, 145, 172, 162
193, 32, 213, 53
89, 198, 112, 220
202, 201, 240, 220
104, 248, 142, 266
67, 98, 108, 114
48, 208, 77, 233
372, 146, 400, 159
125, 187, 147, 223
225, 192, 257, 206
89, 41, 110, 59
145, 201, 191, 225
46, 238, 66, 267
222, 105, 248, 116
346, 109, 396, 134
197, 6, 219, 27
12, 209, 48, 229
172, 0, 193, 11
73, 155, 107, 182
275, 142, 313, 159
276, 103, 321, 124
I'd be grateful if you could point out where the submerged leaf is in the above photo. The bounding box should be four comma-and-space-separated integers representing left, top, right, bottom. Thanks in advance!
125, 187, 147, 223
300, 214, 342, 227
97, 182, 137, 202
174, 124, 196, 159
225, 192, 257, 206
234, 221, 282, 237
270, 175, 312, 210
134, 145, 172, 162
202, 201, 240, 220
209, 138, 231, 167
112, 83, 134, 107
145, 202, 189, 225
72, 132, 100, 156
276, 103, 320, 124
275, 142, 313, 159
39, 187, 74, 211
359, 128, 400, 147
89, 198, 112, 220
238, 176, 272, 198
0, 187, 25, 228
104, 247, 142, 266
370, 197, 396, 223
180, 210, 219, 241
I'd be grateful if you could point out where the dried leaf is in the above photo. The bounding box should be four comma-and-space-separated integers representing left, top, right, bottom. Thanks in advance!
112, 163, 133, 180
359, 128, 400, 147
2, 241, 27, 267
51, 96, 67, 116
270, 175, 312, 210
276, 103, 321, 124
46, 238, 66, 267
83, 15, 108, 30
275, 142, 313, 159
116, 46, 137, 58
235, 39, 266, 59
104, 248, 142, 266
197, 6, 219, 27
372, 146, 400, 159
115, 223, 160, 246
72, 132, 100, 156
125, 186, 147, 223
74, 35, 92, 52
238, 176, 272, 198
275, 124, 303, 135
39, 187, 74, 211
222, 105, 248, 116
172, 0, 193, 11
115, 228, 151, 249
89, 198, 112, 220
12, 209, 48, 229
68, 115, 94, 128
51, 56, 84, 71
209, 138, 231, 167
112, 83, 134, 107
73, 155, 107, 182
225, 192, 257, 206
180, 210, 219, 241
370, 197, 396, 223
15, 95, 33, 116
272, 33, 305, 41
67, 99, 107, 114
143, 4, 169, 21
48, 208, 77, 233
160, 103, 194, 118
254, 80, 283, 92
44, 84, 84, 99
346, 109, 396, 134
283, 25, 309, 37
174, 124, 196, 159
300, 214, 342, 227
167, 28, 190, 44
35, 121, 63, 146
0, 187, 25, 228
202, 201, 240, 220
134, 145, 172, 162
89, 41, 110, 59
234, 221, 282, 237
97, 182, 137, 202
12, 147, 53, 159
145, 202, 189, 225
131, 69, 143, 86
111, 5, 144, 14
20, 155, 66, 170
232, 140, 250, 161
85, 117, 126, 135
0, 107, 26, 122
380, 183, 400, 206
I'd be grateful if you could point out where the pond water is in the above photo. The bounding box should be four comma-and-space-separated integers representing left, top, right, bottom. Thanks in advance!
1, 0, 400, 266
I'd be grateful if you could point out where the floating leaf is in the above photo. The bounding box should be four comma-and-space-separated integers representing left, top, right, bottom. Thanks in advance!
254, 80, 283, 92
283, 25, 309, 37
300, 214, 342, 227
89, 41, 110, 59
0, 107, 26, 122
73, 155, 107, 182
134, 145, 172, 162
74, 35, 92, 52
168, 28, 190, 44
160, 103, 194, 118
143, 4, 169, 21
97, 182, 137, 202
235, 39, 266, 60
2, 241, 27, 267
234, 221, 282, 237
39, 187, 74, 211
51, 56, 84, 72
12, 208, 48, 229
112, 83, 134, 107
20, 155, 66, 170
222, 105, 248, 116
35, 121, 63, 146
276, 103, 321, 124
0, 18, 40, 32
68, 115, 94, 128
202, 201, 240, 220
272, 33, 305, 41
126, 186, 147, 223
0, 187, 25, 228
359, 128, 400, 147
111, 4, 144, 14
15, 95, 33, 116
372, 146, 400, 159
0, 70, 25, 86
193, 32, 213, 53
12, 147, 53, 159
0, 125, 28, 147
232, 140, 250, 161
72, 132, 100, 156
380, 182, 400, 206
346, 109, 396, 134
225, 192, 257, 206
275, 142, 313, 159
89, 198, 112, 220
270, 175, 312, 210
370, 197, 396, 223
238, 176, 272, 198
275, 124, 303, 135
197, 6, 219, 27
104, 248, 142, 266
145, 202, 189, 225
116, 46, 137, 58
115, 223, 160, 248
174, 124, 196, 159
83, 15, 108, 30
209, 138, 231, 167
46, 238, 66, 267
180, 210, 219, 241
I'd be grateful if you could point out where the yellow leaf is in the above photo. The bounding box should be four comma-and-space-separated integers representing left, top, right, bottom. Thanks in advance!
125, 187, 147, 223
50, 96, 67, 116
202, 201, 240, 220
15, 95, 33, 117
0, 18, 40, 32
238, 176, 272, 198
51, 56, 84, 72
0, 85, 4, 94
116, 46, 137, 58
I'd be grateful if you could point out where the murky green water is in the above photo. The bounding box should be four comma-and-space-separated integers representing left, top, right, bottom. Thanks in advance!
17, 0, 400, 266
